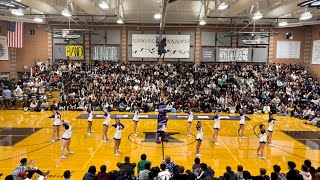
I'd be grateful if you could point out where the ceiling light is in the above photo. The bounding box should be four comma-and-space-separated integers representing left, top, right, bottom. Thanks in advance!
33, 17, 43, 23
99, 1, 109, 9
117, 19, 123, 24
11, 9, 24, 16
154, 13, 161, 19
311, 1, 320, 6
199, 20, 206, 25
61, 9, 72, 17
278, 21, 288, 26
252, 11, 263, 20
298, 0, 317, 7
300, 11, 312, 20
218, 2, 228, 10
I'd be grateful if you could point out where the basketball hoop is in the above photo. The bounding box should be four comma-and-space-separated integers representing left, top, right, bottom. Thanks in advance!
62, 30, 69, 38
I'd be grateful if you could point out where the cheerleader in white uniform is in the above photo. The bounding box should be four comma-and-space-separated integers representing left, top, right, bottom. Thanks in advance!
87, 106, 93, 135
112, 118, 125, 156
267, 113, 276, 146
102, 109, 111, 142
213, 111, 221, 146
195, 121, 203, 157
61, 120, 74, 159
187, 109, 193, 137
48, 109, 61, 142
237, 109, 246, 139
132, 106, 139, 136
257, 124, 267, 160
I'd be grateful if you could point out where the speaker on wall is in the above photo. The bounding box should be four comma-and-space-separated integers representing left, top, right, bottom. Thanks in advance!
29, 29, 35, 35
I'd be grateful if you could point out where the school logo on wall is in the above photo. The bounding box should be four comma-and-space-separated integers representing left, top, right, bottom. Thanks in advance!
66, 45, 83, 57
132, 34, 190, 58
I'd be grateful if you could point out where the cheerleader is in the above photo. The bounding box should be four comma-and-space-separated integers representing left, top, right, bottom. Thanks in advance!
112, 118, 124, 156
48, 109, 61, 142
61, 120, 73, 159
132, 106, 139, 136
256, 124, 267, 160
102, 109, 111, 142
87, 106, 93, 135
213, 110, 221, 146
237, 109, 246, 139
267, 113, 276, 146
195, 121, 203, 157
187, 109, 193, 137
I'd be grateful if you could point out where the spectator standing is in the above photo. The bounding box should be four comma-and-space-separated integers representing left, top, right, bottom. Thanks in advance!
137, 154, 152, 174
236, 165, 244, 180
138, 163, 151, 180
2, 86, 12, 109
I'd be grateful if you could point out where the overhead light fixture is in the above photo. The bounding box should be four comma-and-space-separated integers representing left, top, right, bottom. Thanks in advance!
300, 11, 312, 20
117, 19, 123, 24
252, 11, 263, 20
61, 9, 72, 17
218, 2, 228, 10
279, 21, 288, 26
154, 13, 161, 19
11, 9, 24, 16
33, 17, 43, 23
199, 20, 206, 25
298, 0, 317, 7
99, 1, 109, 9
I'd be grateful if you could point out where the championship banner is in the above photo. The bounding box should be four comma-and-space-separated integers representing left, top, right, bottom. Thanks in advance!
92, 46, 120, 61
132, 34, 190, 58
66, 45, 83, 58
218, 48, 249, 62
0, 36, 9, 60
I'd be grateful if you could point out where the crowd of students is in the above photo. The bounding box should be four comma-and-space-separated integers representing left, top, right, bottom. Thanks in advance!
3, 61, 320, 114
3, 156, 320, 180
1, 61, 319, 126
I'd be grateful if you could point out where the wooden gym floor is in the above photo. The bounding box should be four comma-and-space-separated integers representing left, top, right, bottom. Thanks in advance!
0, 110, 319, 179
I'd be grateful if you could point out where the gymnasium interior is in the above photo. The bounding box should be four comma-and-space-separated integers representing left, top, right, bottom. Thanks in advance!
0, 0, 320, 179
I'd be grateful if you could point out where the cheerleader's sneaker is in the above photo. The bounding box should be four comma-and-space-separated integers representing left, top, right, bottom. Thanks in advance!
114, 154, 120, 156
196, 154, 202, 157
51, 140, 55, 143
102, 140, 107, 143
68, 151, 74, 154
61, 155, 67, 159
256, 152, 261, 155
215, 143, 219, 146
241, 136, 246, 139
260, 156, 266, 160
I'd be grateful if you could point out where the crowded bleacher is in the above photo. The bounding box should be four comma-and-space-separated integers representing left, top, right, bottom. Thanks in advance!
0, 61, 319, 127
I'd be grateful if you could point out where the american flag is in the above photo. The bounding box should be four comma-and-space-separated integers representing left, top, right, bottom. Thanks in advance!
7, 21, 24, 48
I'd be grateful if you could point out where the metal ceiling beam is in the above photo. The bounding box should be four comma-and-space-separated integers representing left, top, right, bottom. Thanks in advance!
20, 0, 60, 14
263, 0, 300, 18
160, 0, 169, 32
70, 0, 108, 15
221, 0, 258, 17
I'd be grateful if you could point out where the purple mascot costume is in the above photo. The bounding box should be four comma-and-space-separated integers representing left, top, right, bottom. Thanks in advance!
156, 102, 168, 143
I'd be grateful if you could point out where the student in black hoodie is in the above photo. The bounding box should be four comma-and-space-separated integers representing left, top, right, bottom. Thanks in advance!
224, 166, 237, 180
286, 161, 303, 180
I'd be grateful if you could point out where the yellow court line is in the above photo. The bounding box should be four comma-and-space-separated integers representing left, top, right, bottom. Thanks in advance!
82, 141, 102, 170
204, 120, 241, 165
82, 125, 113, 170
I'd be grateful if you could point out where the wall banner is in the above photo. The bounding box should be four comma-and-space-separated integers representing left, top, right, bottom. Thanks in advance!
92, 46, 120, 61
66, 45, 83, 57
0, 36, 9, 60
132, 34, 190, 58
218, 48, 249, 62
